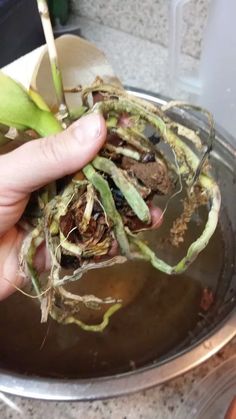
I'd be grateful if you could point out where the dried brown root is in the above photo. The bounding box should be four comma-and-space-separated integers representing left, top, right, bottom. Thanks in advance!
170, 187, 209, 247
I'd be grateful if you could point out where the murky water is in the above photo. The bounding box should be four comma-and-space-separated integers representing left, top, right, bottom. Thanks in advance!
0, 223, 224, 378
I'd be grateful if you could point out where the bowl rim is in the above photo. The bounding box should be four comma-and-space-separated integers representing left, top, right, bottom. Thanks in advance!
1, 88, 235, 401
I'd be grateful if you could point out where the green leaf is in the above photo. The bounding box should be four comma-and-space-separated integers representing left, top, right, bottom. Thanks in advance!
0, 71, 62, 136
28, 88, 50, 111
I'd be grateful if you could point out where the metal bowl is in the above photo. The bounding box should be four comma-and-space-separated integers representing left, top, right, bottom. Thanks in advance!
0, 89, 235, 400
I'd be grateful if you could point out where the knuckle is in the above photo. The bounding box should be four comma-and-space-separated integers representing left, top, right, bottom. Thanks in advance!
38, 135, 67, 166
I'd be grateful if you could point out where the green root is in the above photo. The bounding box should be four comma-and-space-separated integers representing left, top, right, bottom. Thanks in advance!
92, 156, 151, 224
83, 164, 130, 255
3, 76, 220, 331
50, 303, 122, 332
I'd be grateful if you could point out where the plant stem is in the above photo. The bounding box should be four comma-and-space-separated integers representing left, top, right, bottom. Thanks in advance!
37, 0, 69, 121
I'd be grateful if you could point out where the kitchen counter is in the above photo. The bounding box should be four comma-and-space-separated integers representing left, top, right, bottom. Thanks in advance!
0, 338, 235, 418
0, 17, 235, 419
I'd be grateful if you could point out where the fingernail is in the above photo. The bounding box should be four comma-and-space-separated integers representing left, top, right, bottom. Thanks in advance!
72, 113, 102, 143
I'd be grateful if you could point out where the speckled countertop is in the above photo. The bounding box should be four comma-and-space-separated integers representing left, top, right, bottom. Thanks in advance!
0, 17, 235, 419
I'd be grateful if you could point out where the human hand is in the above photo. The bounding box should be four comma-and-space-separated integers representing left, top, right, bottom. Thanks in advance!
0, 112, 163, 301
0, 114, 106, 300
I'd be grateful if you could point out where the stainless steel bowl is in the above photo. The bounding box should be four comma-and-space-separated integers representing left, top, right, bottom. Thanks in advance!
0, 89, 235, 400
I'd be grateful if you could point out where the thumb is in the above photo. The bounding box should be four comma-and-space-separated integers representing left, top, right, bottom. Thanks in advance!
0, 113, 106, 194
